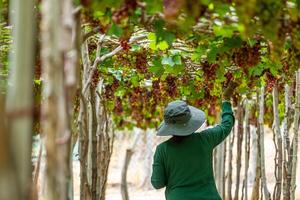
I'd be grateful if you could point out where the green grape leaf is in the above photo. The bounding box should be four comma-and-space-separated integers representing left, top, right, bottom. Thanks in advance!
213, 25, 235, 38
115, 87, 126, 97
130, 75, 140, 87
223, 37, 243, 49
154, 20, 175, 46
192, 46, 205, 61
157, 41, 169, 50
162, 56, 175, 66
108, 23, 123, 37
207, 47, 218, 62
173, 55, 182, 65
249, 64, 264, 76
149, 57, 164, 76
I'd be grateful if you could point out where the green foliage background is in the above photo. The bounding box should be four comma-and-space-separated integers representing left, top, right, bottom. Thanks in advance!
1, 0, 300, 129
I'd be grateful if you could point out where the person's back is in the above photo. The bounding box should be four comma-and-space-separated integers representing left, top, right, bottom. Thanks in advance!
151, 101, 234, 200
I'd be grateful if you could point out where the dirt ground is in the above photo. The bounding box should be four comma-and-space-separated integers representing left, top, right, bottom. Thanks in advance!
71, 128, 300, 200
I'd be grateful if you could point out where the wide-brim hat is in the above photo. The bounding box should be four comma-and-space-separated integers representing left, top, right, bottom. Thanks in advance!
157, 100, 206, 136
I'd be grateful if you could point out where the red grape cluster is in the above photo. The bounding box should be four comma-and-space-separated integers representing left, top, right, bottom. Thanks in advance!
129, 87, 142, 109
202, 62, 218, 79
165, 76, 178, 97
113, 97, 123, 114
208, 103, 217, 116
224, 72, 233, 87
135, 49, 148, 73
181, 74, 191, 85
120, 39, 131, 51
112, 0, 137, 23
194, 99, 205, 107
91, 69, 100, 89
233, 43, 261, 72
265, 71, 278, 92
152, 80, 162, 101
103, 78, 119, 100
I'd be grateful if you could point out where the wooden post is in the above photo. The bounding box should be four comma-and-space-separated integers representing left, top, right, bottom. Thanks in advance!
258, 86, 271, 200
282, 84, 292, 200
290, 70, 300, 200
227, 128, 235, 200
41, 0, 76, 199
121, 128, 141, 200
250, 92, 261, 200
243, 99, 251, 200
5, 0, 35, 199
234, 104, 244, 200
272, 84, 283, 200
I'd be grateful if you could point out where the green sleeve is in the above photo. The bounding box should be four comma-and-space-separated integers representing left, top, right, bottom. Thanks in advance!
151, 146, 167, 189
202, 101, 235, 148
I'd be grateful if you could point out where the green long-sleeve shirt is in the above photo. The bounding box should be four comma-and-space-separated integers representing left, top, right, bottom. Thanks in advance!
151, 102, 235, 200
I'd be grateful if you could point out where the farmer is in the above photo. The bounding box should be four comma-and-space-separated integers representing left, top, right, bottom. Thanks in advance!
151, 82, 237, 200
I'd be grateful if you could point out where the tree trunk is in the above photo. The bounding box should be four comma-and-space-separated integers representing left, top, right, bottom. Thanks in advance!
121, 128, 141, 200
234, 104, 244, 200
96, 98, 115, 200
282, 84, 292, 200
258, 86, 271, 200
78, 39, 92, 200
250, 94, 261, 200
248, 125, 257, 186
4, 0, 35, 199
272, 84, 283, 200
78, 91, 91, 200
227, 128, 235, 200
90, 88, 98, 200
0, 95, 20, 200
290, 70, 300, 200
41, 0, 77, 199
243, 100, 251, 200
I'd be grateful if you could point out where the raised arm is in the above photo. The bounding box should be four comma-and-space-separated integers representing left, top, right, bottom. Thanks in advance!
202, 101, 235, 148
201, 81, 237, 148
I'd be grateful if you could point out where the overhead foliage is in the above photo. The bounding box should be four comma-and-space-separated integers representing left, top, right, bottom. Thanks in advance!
2, 0, 299, 129
76, 0, 300, 129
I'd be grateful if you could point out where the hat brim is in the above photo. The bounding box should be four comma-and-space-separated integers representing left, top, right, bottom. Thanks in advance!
157, 106, 206, 136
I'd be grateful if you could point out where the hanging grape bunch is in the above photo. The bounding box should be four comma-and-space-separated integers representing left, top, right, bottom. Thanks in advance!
91, 69, 100, 89
129, 87, 142, 110
194, 99, 205, 107
152, 80, 162, 102
265, 70, 278, 92
135, 48, 148, 74
202, 62, 218, 80
224, 72, 233, 87
144, 90, 157, 115
103, 78, 119, 100
113, 97, 123, 114
120, 39, 131, 51
181, 74, 191, 85
112, 53, 130, 69
165, 75, 178, 98
232, 43, 261, 74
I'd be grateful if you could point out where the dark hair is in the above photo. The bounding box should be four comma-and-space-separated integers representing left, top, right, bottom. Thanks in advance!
171, 135, 189, 143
